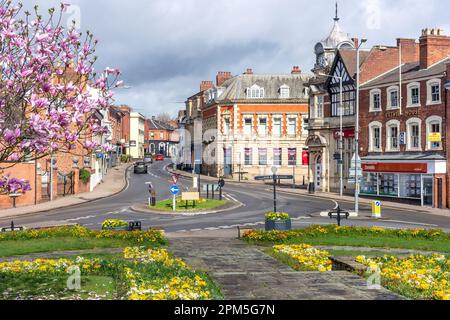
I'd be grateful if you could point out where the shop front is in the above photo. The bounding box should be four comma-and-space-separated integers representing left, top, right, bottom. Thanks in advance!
360, 160, 447, 208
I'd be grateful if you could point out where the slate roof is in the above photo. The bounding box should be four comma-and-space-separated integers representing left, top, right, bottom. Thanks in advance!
148, 118, 176, 131
339, 49, 371, 78
362, 57, 450, 88
216, 73, 312, 102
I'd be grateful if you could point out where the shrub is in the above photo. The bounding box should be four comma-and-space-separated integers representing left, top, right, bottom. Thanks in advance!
102, 219, 129, 230
265, 212, 290, 221
120, 154, 131, 163
79, 169, 91, 184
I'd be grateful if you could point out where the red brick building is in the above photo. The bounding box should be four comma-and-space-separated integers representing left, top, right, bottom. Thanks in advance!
359, 28, 450, 208
201, 68, 311, 181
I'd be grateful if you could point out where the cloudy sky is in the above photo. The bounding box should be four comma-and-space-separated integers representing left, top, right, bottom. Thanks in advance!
33, 0, 449, 117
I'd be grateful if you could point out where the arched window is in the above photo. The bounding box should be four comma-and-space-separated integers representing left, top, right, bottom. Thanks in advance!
406, 118, 422, 151
369, 121, 382, 152
426, 79, 441, 105
387, 86, 400, 109
370, 89, 382, 112
386, 120, 400, 152
247, 85, 265, 99
407, 82, 421, 107
426, 116, 443, 150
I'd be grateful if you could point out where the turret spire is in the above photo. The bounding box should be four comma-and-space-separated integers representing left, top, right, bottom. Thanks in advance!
334, 1, 339, 22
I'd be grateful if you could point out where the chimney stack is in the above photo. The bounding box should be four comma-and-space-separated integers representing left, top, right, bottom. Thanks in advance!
291, 66, 302, 74
244, 68, 254, 75
216, 71, 232, 87
352, 38, 359, 48
419, 28, 450, 69
397, 38, 420, 64
200, 80, 214, 92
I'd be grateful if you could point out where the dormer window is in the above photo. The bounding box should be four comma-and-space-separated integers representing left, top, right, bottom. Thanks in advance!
279, 85, 290, 99
247, 85, 265, 99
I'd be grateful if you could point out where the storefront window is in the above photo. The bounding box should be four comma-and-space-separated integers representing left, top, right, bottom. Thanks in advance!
399, 174, 421, 199
379, 173, 399, 197
361, 173, 378, 195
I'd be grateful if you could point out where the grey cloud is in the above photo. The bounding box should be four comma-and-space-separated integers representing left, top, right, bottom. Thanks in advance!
29, 0, 450, 117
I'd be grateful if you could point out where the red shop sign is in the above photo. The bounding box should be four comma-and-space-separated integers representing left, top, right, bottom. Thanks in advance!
362, 163, 428, 174
334, 129, 355, 140
302, 150, 309, 166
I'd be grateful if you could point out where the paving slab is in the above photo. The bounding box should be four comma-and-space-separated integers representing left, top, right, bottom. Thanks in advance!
169, 237, 402, 300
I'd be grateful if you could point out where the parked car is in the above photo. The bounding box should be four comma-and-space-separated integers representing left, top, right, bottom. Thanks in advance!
155, 154, 165, 161
134, 161, 148, 174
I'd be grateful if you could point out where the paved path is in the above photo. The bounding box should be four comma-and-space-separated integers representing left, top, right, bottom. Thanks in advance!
0, 163, 131, 219
169, 237, 401, 300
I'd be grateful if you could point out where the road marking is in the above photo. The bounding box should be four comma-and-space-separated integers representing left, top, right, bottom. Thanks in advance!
379, 220, 439, 227
64, 216, 96, 222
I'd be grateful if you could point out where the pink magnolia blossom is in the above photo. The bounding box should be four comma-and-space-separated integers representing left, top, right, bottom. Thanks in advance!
0, 2, 122, 195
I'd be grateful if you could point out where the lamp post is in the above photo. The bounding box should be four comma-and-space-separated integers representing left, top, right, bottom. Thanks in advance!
319, 73, 344, 196
271, 166, 278, 213
355, 38, 368, 215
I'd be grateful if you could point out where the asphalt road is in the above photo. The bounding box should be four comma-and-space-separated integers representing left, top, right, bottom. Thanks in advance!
1, 160, 450, 232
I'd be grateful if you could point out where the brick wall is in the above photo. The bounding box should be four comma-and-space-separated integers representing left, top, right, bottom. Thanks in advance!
360, 43, 418, 85
419, 29, 450, 69
360, 77, 446, 157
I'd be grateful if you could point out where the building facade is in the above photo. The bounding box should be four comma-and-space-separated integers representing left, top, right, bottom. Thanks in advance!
359, 28, 450, 208
146, 117, 179, 157
129, 112, 146, 159
201, 68, 311, 182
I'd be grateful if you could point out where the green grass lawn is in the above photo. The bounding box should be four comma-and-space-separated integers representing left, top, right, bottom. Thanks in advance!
154, 199, 227, 212
0, 238, 140, 258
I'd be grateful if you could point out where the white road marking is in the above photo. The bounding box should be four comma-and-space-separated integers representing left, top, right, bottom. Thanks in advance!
379, 220, 439, 227
64, 216, 96, 222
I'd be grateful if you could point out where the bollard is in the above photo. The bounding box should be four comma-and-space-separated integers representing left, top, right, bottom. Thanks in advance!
206, 184, 209, 199
328, 206, 350, 227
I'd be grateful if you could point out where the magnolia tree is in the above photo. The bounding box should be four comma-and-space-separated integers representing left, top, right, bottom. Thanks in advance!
0, 1, 122, 195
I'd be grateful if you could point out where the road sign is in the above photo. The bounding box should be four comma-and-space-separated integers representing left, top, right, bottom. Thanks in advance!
372, 201, 382, 218
170, 185, 180, 195
182, 192, 200, 201
255, 175, 294, 181
255, 175, 274, 181
172, 174, 180, 185
276, 175, 294, 180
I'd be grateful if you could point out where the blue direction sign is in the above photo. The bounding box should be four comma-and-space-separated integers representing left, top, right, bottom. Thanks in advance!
170, 185, 180, 195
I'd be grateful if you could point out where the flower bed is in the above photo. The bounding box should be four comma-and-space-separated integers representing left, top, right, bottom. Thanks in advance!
102, 219, 129, 230
0, 247, 222, 300
0, 225, 166, 245
243, 225, 450, 244
272, 244, 332, 272
356, 254, 450, 300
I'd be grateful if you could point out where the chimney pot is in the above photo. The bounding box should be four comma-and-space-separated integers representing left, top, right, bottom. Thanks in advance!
216, 71, 232, 86
291, 66, 302, 74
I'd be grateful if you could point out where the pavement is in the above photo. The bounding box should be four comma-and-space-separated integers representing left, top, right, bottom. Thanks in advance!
0, 163, 132, 220
168, 234, 401, 300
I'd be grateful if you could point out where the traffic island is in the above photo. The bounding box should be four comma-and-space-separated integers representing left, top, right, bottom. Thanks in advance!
131, 198, 242, 216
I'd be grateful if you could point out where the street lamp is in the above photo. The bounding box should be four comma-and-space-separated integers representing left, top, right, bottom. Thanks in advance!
318, 72, 344, 197
271, 166, 278, 213
355, 38, 368, 215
